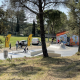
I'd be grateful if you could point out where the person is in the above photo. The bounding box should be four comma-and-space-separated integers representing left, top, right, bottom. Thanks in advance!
58, 39, 59, 44
52, 38, 53, 42
24, 46, 27, 53
19, 42, 22, 48
9, 43, 11, 49
16, 41, 18, 50
26, 47, 28, 53
61, 40, 63, 43
17, 40, 19, 48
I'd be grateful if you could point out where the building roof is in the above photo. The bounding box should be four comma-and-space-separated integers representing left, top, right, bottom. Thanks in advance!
56, 31, 68, 36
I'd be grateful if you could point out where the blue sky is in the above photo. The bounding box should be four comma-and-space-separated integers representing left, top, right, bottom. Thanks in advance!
0, 0, 3, 6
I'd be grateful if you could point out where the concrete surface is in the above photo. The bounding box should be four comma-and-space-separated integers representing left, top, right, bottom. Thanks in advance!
0, 44, 78, 60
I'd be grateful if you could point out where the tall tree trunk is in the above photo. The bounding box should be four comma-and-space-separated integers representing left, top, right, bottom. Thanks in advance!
32, 20, 35, 36
16, 15, 20, 33
39, 0, 48, 57
53, 22, 55, 35
78, 28, 80, 52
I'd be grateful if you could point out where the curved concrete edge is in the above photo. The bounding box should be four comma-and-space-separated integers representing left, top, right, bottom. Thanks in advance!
39, 52, 61, 57
31, 50, 42, 56
47, 44, 69, 50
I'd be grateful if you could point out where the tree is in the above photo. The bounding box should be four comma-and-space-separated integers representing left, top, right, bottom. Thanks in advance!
5, 9, 17, 34
0, 8, 10, 34
10, 0, 68, 57
67, 0, 80, 52
32, 20, 35, 36
15, 9, 27, 34
44, 9, 67, 34
16, 15, 20, 33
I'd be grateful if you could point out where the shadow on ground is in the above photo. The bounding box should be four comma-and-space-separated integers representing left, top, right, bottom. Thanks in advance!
40, 57, 80, 78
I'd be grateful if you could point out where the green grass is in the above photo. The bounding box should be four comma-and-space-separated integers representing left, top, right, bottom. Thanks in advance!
0, 35, 52, 47
0, 55, 80, 80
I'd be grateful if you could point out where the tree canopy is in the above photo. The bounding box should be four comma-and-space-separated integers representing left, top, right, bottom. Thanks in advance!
8, 0, 69, 57
44, 9, 67, 34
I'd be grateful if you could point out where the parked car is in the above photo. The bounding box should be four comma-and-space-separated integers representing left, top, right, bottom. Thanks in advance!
32, 38, 40, 45
19, 40, 27, 47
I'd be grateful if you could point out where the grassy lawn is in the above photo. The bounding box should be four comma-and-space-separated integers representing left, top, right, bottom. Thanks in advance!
0, 35, 80, 80
0, 55, 80, 80
0, 35, 52, 47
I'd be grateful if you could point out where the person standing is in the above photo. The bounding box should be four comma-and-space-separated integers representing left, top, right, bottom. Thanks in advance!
52, 38, 53, 42
58, 39, 59, 44
9, 43, 11, 49
16, 41, 18, 50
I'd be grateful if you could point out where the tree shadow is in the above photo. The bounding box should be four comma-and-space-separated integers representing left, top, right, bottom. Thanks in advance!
8, 78, 23, 80
40, 57, 80, 78
10, 65, 42, 77
0, 65, 11, 76
0, 61, 42, 77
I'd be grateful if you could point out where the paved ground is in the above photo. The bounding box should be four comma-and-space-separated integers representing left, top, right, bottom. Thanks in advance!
47, 44, 78, 57
0, 43, 79, 60
0, 45, 42, 53
0, 45, 42, 60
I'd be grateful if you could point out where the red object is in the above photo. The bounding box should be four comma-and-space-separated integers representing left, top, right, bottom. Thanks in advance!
56, 31, 68, 36
58, 40, 59, 43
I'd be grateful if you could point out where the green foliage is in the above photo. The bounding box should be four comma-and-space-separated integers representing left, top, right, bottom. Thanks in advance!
0, 8, 10, 35
36, 9, 67, 34
0, 39, 4, 48
67, 0, 80, 35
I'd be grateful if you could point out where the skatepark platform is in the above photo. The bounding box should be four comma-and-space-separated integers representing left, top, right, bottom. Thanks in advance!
0, 44, 78, 60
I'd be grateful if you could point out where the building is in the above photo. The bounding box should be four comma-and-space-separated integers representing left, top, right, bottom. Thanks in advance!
56, 31, 79, 46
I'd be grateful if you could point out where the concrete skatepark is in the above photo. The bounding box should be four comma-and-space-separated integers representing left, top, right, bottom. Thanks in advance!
0, 43, 78, 60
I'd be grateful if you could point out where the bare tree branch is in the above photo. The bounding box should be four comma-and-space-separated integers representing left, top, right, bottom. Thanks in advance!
20, 1, 38, 15
44, 1, 68, 7
27, 0, 39, 7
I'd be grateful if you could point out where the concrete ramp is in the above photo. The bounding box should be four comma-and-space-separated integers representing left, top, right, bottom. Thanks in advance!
47, 43, 69, 50
29, 49, 42, 56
